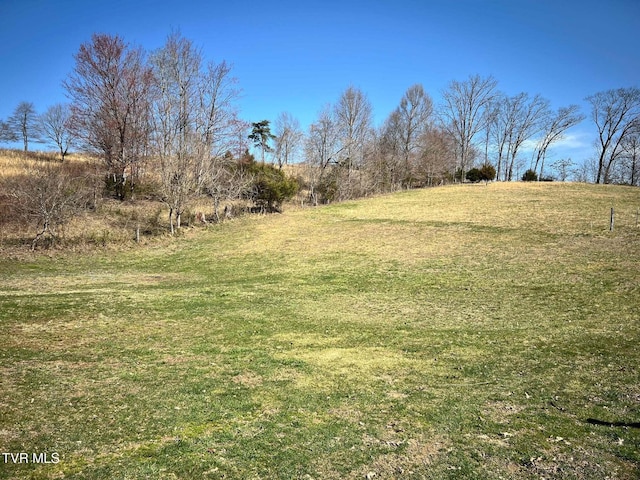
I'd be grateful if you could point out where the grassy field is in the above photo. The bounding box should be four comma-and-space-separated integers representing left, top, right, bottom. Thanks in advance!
1, 182, 639, 479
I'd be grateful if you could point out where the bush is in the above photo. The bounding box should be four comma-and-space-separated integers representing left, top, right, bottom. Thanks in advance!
315, 174, 339, 204
465, 168, 483, 183
244, 161, 299, 212
466, 164, 496, 183
479, 164, 496, 181
522, 169, 538, 182
104, 173, 133, 200
8, 163, 90, 250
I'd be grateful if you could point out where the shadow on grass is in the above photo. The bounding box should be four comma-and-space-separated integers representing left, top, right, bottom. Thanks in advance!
586, 418, 640, 429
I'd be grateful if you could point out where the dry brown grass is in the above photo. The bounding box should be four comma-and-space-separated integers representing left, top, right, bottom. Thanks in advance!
0, 150, 181, 253
0, 148, 99, 176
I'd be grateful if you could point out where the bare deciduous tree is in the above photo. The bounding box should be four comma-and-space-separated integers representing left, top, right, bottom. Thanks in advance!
204, 153, 253, 222
395, 84, 433, 186
440, 75, 498, 181
487, 94, 509, 181
489, 93, 549, 181
273, 112, 303, 169
333, 86, 373, 198
533, 104, 584, 180
415, 126, 457, 186
305, 105, 340, 205
551, 158, 575, 182
64, 34, 153, 199
334, 86, 372, 170
378, 84, 434, 189
586, 87, 640, 184
376, 110, 405, 190
40, 103, 74, 161
506, 93, 549, 181
150, 32, 202, 233
620, 131, 640, 185
150, 32, 239, 233
0, 120, 17, 144
8, 102, 40, 152
8, 163, 88, 250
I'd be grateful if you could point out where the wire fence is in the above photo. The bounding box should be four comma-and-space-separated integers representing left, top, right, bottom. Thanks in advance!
608, 206, 640, 231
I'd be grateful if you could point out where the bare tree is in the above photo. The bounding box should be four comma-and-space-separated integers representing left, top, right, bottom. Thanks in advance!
229, 118, 251, 159
334, 86, 373, 198
487, 93, 509, 180
440, 75, 498, 181
415, 126, 457, 186
8, 102, 40, 152
40, 103, 74, 161
8, 163, 88, 250
304, 105, 340, 204
620, 131, 640, 185
488, 93, 549, 181
586, 87, 640, 184
273, 112, 303, 169
379, 84, 433, 188
150, 32, 202, 233
196, 60, 240, 178
506, 93, 549, 181
0, 120, 17, 144
551, 158, 575, 182
396, 84, 433, 185
64, 34, 153, 199
533, 105, 585, 180
150, 32, 239, 233
376, 110, 404, 190
204, 153, 253, 222
334, 86, 373, 169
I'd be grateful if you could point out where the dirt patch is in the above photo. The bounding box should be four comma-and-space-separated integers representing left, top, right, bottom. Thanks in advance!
347, 435, 448, 479
481, 400, 524, 424
231, 372, 263, 388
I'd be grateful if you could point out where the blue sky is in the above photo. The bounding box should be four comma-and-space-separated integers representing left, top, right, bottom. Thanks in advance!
1, 0, 639, 166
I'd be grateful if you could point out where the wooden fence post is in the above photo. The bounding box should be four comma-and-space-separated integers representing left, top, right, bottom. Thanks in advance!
610, 207, 615, 232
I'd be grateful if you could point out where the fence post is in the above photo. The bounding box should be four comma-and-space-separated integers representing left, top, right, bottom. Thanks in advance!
610, 207, 615, 232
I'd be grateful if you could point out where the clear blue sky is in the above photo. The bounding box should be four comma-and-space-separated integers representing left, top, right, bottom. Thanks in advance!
1, 0, 639, 165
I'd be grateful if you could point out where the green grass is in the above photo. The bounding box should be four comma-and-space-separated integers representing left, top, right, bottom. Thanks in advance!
1, 182, 639, 479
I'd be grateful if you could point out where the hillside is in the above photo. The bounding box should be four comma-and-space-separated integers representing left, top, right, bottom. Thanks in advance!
1, 183, 639, 479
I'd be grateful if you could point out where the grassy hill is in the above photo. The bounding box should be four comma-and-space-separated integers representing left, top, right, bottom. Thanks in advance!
1, 182, 639, 479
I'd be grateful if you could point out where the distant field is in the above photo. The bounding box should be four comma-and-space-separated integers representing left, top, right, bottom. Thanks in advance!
1, 182, 639, 479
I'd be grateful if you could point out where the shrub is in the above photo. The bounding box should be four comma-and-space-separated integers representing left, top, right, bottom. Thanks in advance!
314, 170, 340, 204
522, 169, 538, 182
8, 163, 90, 250
244, 161, 299, 212
466, 164, 496, 183
479, 163, 496, 181
465, 168, 483, 183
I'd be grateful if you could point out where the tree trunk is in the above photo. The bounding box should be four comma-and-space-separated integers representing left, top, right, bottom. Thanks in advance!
31, 221, 50, 251
213, 196, 220, 223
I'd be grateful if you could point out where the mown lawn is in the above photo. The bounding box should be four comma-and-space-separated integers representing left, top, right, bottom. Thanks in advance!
1, 182, 639, 479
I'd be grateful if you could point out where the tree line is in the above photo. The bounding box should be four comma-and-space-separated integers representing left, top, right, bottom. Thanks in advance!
1, 32, 639, 247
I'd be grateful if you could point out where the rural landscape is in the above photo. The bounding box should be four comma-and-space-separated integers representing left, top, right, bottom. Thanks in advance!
1, 23, 640, 480
1, 177, 639, 478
